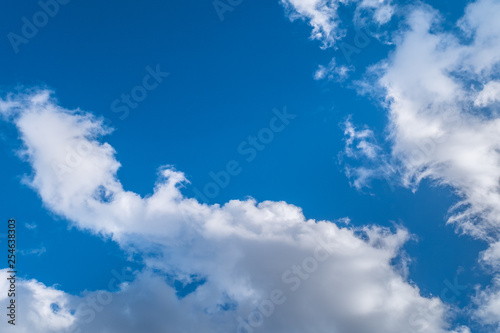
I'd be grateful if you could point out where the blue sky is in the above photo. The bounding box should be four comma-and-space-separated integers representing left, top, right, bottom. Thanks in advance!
1, 0, 500, 332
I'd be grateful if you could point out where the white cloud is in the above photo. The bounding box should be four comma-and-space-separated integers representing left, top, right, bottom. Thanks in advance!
481, 241, 500, 271
20, 246, 47, 256
340, 117, 394, 189
343, 118, 380, 160
355, 0, 395, 25
344, 0, 500, 329
25, 222, 37, 230
0, 269, 75, 332
474, 81, 500, 107
280, 0, 394, 48
0, 90, 465, 333
473, 277, 500, 329
314, 58, 354, 81
281, 0, 345, 48
373, 0, 500, 239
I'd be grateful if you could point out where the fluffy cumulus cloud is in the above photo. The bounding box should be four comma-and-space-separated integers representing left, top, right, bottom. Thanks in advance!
474, 81, 500, 107
0, 91, 467, 333
375, 0, 500, 241
474, 277, 500, 328
341, 0, 500, 329
280, 0, 394, 48
0, 269, 75, 332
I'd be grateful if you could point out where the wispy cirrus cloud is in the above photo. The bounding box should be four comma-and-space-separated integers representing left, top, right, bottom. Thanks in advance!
339, 117, 394, 190
280, 0, 395, 48
314, 58, 354, 81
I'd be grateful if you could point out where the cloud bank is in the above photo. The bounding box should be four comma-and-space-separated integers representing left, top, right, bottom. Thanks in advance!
0, 90, 466, 333
341, 0, 500, 330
